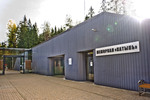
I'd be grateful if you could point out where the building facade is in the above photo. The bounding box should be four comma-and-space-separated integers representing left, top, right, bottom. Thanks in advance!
32, 12, 150, 91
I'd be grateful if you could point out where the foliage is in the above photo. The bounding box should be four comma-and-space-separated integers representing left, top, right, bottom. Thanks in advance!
5, 14, 71, 47
99, 0, 130, 14
53, 26, 65, 36
85, 15, 90, 21
31, 23, 39, 46
65, 15, 73, 29
42, 22, 51, 41
17, 15, 38, 48
0, 42, 6, 47
38, 22, 51, 43
7, 20, 17, 48
39, 25, 65, 43
84, 6, 95, 21
38, 33, 45, 43
88, 6, 95, 18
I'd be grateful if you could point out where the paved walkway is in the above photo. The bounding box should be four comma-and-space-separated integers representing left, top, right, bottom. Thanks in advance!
0, 70, 150, 100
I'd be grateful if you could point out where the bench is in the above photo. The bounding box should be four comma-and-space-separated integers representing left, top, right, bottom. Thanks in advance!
138, 80, 150, 96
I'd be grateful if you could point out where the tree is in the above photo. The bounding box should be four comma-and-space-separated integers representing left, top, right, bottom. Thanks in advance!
17, 15, 39, 48
88, 6, 95, 18
31, 23, 39, 46
38, 22, 65, 43
7, 20, 17, 48
51, 28, 55, 37
101, 0, 107, 12
54, 26, 57, 34
17, 15, 28, 48
65, 15, 73, 29
38, 22, 51, 43
42, 22, 51, 41
26, 18, 32, 48
38, 33, 44, 43
1, 42, 6, 47
99, 0, 132, 15
84, 15, 90, 21
51, 28, 54, 34
99, 0, 110, 13
110, 0, 126, 14
60, 27, 64, 33
84, 6, 95, 21
50, 26, 65, 38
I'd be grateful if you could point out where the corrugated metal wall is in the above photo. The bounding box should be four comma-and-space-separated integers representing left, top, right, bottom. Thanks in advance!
32, 12, 150, 90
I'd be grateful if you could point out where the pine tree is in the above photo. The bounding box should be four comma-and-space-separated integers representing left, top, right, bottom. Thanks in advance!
88, 6, 95, 18
31, 23, 38, 46
17, 15, 28, 48
65, 15, 73, 29
38, 33, 44, 43
54, 26, 57, 34
27, 18, 32, 48
101, 0, 106, 12
99, 0, 129, 14
51, 28, 55, 37
84, 15, 90, 21
84, 6, 95, 21
60, 27, 64, 33
17, 15, 39, 48
57, 28, 61, 34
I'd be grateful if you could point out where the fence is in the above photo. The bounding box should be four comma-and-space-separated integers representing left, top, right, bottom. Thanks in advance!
0, 60, 3, 70
25, 60, 31, 70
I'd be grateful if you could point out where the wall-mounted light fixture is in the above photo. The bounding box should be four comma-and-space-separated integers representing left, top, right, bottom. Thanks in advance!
91, 28, 97, 32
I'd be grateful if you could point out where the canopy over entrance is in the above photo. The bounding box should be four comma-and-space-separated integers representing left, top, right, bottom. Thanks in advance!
2, 55, 25, 75
0, 47, 32, 75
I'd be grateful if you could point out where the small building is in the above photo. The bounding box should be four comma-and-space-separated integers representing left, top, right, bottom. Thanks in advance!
32, 12, 150, 91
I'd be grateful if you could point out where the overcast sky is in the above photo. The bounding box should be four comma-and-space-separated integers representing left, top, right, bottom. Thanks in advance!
0, 0, 101, 42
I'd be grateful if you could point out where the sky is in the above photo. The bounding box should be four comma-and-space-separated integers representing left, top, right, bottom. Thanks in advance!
1, 0, 150, 43
0, 0, 101, 42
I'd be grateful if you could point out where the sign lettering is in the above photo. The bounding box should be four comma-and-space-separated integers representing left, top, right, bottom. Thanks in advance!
95, 41, 140, 56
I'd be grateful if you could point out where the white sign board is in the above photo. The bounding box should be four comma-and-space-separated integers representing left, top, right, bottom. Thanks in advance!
90, 61, 93, 66
68, 58, 72, 65
95, 41, 140, 56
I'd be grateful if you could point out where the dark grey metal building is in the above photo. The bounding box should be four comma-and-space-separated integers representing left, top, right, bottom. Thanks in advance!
32, 12, 150, 91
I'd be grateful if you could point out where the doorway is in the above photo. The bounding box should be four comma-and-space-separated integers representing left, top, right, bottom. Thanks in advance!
86, 51, 94, 81
52, 56, 64, 75
2, 55, 25, 75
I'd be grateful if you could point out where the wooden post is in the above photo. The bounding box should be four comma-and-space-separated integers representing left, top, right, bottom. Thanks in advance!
3, 56, 5, 75
0, 60, 3, 70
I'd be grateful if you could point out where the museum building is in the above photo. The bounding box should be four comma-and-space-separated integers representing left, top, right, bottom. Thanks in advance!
32, 12, 150, 91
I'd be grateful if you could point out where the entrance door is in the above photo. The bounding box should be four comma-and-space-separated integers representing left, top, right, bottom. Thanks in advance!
86, 52, 94, 81
53, 57, 64, 75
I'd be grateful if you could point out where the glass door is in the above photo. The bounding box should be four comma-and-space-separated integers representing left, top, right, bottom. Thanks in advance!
53, 57, 64, 75
86, 52, 94, 81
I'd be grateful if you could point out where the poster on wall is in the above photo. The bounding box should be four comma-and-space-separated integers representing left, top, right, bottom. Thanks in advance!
68, 58, 72, 65
95, 41, 140, 56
